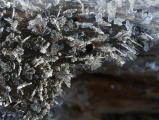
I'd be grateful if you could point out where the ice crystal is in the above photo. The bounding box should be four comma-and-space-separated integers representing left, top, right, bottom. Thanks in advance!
107, 1, 116, 22
0, 0, 159, 119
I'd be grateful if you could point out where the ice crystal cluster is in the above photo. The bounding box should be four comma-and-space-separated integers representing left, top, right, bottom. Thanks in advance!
0, 0, 159, 119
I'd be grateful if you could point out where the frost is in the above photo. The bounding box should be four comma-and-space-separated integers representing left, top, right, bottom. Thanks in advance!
17, 82, 32, 90
22, 36, 31, 43
107, 1, 116, 22
97, 0, 106, 9
5, 18, 21, 34
63, 9, 77, 14
142, 41, 149, 52
96, 34, 109, 42
121, 44, 136, 55
18, 66, 22, 76
23, 111, 32, 120
54, 63, 73, 88
85, 55, 102, 70
125, 20, 133, 31
53, 0, 60, 6
12, 48, 24, 63
77, 0, 84, 12
63, 9, 77, 17
141, 13, 153, 25
31, 87, 38, 98
128, 0, 135, 13
23, 63, 35, 80
0, 27, 4, 34
33, 57, 45, 67
40, 42, 50, 54
45, 69, 53, 78
143, 33, 154, 41
71, 56, 77, 63
5, 2, 11, 8
50, 18, 60, 31
0, 0, 159, 119
75, 22, 93, 28
38, 83, 44, 101
59, 16, 67, 28
28, 14, 50, 35
114, 18, 125, 26
95, 13, 111, 26
51, 41, 64, 55
92, 26, 104, 35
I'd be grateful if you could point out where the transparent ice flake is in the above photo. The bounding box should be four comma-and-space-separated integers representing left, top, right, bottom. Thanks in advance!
107, 1, 116, 22
114, 18, 125, 26
92, 26, 104, 35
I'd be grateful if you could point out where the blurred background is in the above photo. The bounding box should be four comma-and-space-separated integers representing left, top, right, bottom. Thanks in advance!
60, 44, 159, 120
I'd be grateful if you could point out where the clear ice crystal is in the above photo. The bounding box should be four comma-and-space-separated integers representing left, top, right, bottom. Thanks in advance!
95, 13, 111, 26
114, 18, 125, 26
107, 1, 116, 22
